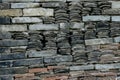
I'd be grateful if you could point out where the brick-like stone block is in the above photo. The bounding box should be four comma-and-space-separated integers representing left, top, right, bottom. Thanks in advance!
0, 32, 11, 39
70, 22, 85, 30
70, 64, 94, 71
0, 9, 22, 17
44, 55, 73, 63
2, 0, 34, 2
13, 58, 43, 67
85, 38, 114, 45
23, 8, 54, 17
0, 17, 10, 24
0, 3, 10, 9
11, 3, 40, 8
114, 36, 120, 43
12, 17, 42, 23
0, 40, 28, 47
0, 53, 26, 60
112, 16, 120, 22
0, 75, 13, 80
28, 50, 57, 57
102, 8, 120, 15
0, 61, 12, 68
111, 1, 120, 8
95, 63, 120, 70
0, 67, 28, 75
83, 15, 110, 21
0, 25, 27, 31
29, 24, 59, 30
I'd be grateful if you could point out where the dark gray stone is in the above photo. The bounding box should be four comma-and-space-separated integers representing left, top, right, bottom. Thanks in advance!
0, 53, 26, 60
0, 17, 10, 24
0, 75, 13, 80
13, 58, 43, 67
0, 40, 28, 47
0, 67, 28, 75
0, 3, 10, 9
0, 61, 12, 68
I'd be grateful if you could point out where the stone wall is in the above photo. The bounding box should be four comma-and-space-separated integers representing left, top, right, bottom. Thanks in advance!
0, 0, 120, 80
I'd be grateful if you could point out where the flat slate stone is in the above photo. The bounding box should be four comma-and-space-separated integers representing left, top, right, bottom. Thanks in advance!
0, 3, 10, 9
0, 17, 10, 24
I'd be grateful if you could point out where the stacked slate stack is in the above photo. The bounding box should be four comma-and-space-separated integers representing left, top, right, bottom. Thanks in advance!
0, 0, 120, 80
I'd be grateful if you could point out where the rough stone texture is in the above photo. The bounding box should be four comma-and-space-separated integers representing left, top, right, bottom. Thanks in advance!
11, 3, 40, 8
29, 24, 59, 30
83, 16, 110, 21
23, 8, 54, 17
12, 17, 43, 23
0, 9, 22, 16
0, 0, 120, 80
0, 25, 27, 31
85, 38, 114, 45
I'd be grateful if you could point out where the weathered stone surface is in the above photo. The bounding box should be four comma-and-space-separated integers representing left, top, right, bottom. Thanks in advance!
95, 63, 120, 70
0, 25, 27, 31
0, 53, 26, 60
11, 3, 40, 8
102, 8, 120, 15
12, 17, 42, 23
0, 9, 22, 16
0, 67, 28, 75
2, 0, 34, 2
70, 22, 84, 30
83, 15, 110, 21
0, 40, 28, 47
112, 16, 120, 22
111, 1, 120, 8
0, 32, 11, 39
0, 17, 10, 24
29, 24, 59, 30
0, 75, 13, 80
44, 55, 73, 63
28, 50, 57, 57
85, 38, 114, 45
0, 3, 10, 9
23, 8, 54, 17
114, 36, 120, 43
13, 58, 43, 67
0, 61, 12, 68
70, 64, 94, 71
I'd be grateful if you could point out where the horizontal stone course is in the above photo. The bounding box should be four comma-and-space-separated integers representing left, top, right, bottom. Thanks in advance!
23, 8, 54, 17
83, 15, 110, 21
0, 25, 27, 31
85, 38, 114, 45
0, 53, 26, 60
29, 24, 59, 30
0, 17, 10, 24
0, 3, 10, 9
12, 17, 42, 23
11, 3, 40, 8
0, 67, 28, 75
0, 9, 22, 17
13, 58, 43, 67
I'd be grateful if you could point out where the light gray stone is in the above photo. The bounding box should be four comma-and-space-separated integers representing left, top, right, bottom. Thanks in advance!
23, 8, 54, 17
70, 64, 94, 71
95, 63, 120, 70
102, 8, 120, 15
29, 24, 59, 30
2, 0, 34, 2
112, 16, 120, 22
114, 36, 120, 43
0, 25, 27, 31
85, 38, 114, 45
12, 17, 42, 23
83, 15, 110, 21
28, 50, 57, 57
111, 1, 120, 8
11, 3, 40, 8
